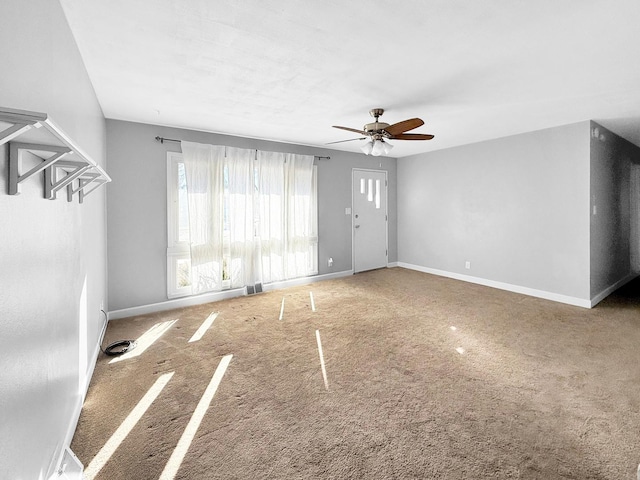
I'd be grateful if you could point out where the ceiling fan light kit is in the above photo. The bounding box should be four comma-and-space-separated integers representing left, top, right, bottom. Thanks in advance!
361, 138, 393, 156
360, 140, 373, 155
331, 108, 434, 156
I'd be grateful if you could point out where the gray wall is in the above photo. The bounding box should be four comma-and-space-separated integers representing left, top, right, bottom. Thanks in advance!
106, 120, 397, 311
397, 122, 591, 301
0, 1, 107, 478
590, 121, 640, 297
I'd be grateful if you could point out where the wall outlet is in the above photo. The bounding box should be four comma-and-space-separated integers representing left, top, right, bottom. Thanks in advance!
328, 257, 333, 267
465, 261, 471, 269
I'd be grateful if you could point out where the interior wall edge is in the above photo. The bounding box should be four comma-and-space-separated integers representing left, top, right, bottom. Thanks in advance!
52, 392, 86, 480
51, 327, 105, 476
109, 287, 247, 321
397, 262, 592, 309
109, 270, 354, 320
590, 271, 639, 308
589, 120, 640, 298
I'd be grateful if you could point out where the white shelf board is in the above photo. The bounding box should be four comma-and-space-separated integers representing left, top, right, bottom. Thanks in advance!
1, 106, 111, 202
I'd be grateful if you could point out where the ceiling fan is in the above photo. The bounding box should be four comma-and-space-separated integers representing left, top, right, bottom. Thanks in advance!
330, 108, 434, 156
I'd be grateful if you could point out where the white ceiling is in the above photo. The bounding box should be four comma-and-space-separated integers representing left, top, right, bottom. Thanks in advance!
59, 0, 640, 158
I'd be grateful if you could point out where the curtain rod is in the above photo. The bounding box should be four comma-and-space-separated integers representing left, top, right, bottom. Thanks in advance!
154, 135, 330, 159
155, 136, 180, 144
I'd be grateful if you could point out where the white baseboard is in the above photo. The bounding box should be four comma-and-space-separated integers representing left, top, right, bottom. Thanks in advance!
262, 269, 353, 292
590, 272, 639, 307
387, 261, 399, 267
108, 270, 354, 320
108, 288, 247, 320
51, 308, 107, 480
84, 334, 102, 395
49, 394, 84, 480
397, 262, 592, 308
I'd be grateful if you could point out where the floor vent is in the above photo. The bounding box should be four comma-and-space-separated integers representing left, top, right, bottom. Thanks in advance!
247, 283, 263, 295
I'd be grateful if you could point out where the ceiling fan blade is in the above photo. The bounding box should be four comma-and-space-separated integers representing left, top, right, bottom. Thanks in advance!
390, 133, 435, 140
384, 118, 424, 136
326, 137, 367, 145
332, 125, 368, 135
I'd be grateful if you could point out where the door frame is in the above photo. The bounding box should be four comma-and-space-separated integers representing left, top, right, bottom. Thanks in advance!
351, 168, 388, 273
631, 162, 640, 273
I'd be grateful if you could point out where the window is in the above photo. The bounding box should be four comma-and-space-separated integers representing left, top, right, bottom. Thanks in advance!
167, 150, 318, 299
167, 152, 193, 298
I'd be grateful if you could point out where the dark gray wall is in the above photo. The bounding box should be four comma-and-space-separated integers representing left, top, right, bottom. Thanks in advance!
106, 119, 397, 311
590, 121, 640, 297
0, 1, 107, 477
397, 122, 591, 301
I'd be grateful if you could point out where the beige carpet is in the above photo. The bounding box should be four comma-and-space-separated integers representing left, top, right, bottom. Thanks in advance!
72, 268, 640, 479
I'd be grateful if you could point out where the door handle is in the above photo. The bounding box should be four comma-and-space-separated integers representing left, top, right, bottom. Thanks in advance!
355, 224, 360, 228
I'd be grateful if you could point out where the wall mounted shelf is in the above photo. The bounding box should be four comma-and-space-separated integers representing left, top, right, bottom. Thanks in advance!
1, 106, 111, 203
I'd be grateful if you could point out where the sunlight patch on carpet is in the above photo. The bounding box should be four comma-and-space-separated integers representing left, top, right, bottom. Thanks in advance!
188, 312, 218, 343
110, 320, 178, 364
159, 354, 233, 480
279, 297, 285, 320
310, 291, 316, 312
315, 330, 329, 391
84, 371, 174, 479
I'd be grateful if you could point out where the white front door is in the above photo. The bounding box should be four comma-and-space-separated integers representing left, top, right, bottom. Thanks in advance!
353, 169, 388, 273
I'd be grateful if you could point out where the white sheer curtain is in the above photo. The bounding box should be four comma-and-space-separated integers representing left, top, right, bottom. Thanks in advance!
257, 151, 286, 283
181, 141, 316, 293
225, 147, 256, 288
258, 151, 315, 283
181, 141, 225, 294
284, 154, 316, 279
